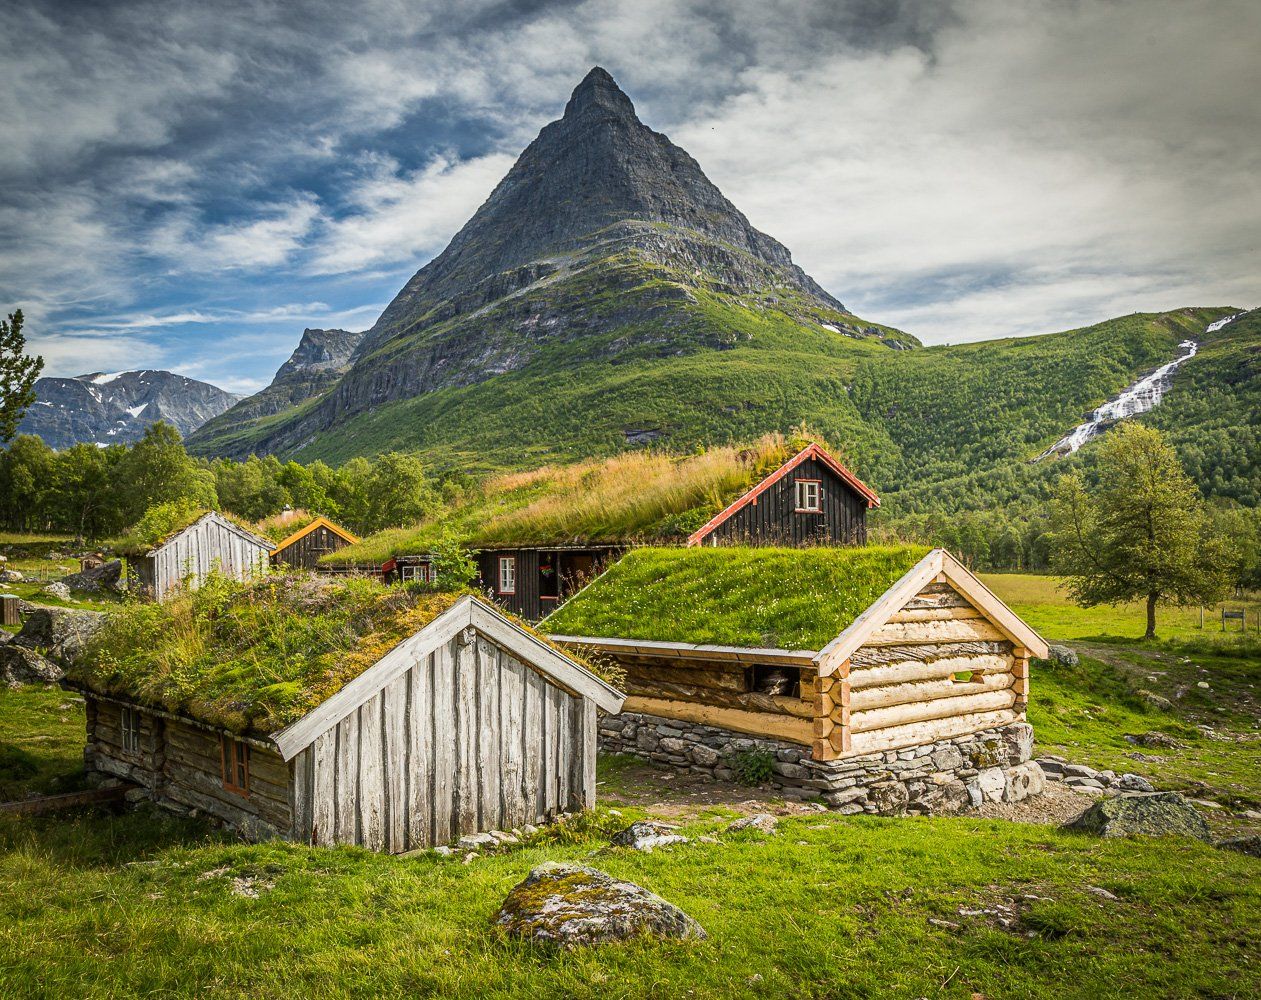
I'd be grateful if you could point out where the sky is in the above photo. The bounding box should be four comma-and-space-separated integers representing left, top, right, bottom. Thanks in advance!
2, 0, 1257, 394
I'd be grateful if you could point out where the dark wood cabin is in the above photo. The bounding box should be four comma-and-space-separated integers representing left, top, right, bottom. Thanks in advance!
73, 596, 625, 850
382, 554, 438, 585
476, 545, 621, 621
687, 443, 879, 547
271, 517, 359, 570
130, 512, 272, 602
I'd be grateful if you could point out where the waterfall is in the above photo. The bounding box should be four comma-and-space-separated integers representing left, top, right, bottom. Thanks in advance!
1039, 334, 1211, 459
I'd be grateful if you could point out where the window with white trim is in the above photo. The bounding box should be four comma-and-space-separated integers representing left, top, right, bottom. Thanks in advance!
498, 556, 516, 594
795, 479, 822, 512
400, 563, 434, 583
120, 706, 141, 755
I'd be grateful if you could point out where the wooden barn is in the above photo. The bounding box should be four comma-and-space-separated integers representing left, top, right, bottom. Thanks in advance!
687, 442, 879, 547
128, 512, 272, 602
546, 546, 1047, 762
68, 590, 624, 850
476, 544, 622, 622
270, 516, 359, 570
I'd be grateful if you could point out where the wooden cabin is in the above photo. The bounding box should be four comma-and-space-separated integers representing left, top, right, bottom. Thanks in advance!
129, 512, 272, 602
546, 547, 1046, 762
270, 516, 359, 570
687, 442, 878, 547
476, 545, 621, 621
71, 595, 625, 851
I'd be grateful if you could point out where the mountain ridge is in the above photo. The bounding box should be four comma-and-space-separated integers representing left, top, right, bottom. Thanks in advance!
18, 370, 241, 449
186, 66, 912, 459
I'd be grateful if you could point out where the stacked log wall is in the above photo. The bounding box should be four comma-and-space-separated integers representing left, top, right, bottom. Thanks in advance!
809, 582, 1024, 761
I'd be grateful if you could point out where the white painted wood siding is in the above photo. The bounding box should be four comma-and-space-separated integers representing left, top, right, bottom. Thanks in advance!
291, 629, 596, 852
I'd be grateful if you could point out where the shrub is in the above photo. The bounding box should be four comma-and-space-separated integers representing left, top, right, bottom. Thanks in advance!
730, 749, 777, 786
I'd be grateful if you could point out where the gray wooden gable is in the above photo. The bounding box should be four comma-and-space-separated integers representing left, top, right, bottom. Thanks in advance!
272, 596, 626, 851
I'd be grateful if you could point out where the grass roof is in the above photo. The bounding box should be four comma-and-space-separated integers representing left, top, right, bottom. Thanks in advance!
544, 544, 932, 651
324, 433, 820, 565
69, 574, 599, 736
114, 502, 261, 557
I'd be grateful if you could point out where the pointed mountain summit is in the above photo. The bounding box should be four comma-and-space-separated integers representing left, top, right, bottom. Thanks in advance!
188, 68, 914, 462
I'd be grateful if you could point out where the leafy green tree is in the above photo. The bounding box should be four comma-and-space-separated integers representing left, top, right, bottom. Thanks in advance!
1049, 423, 1233, 639
363, 452, 440, 533
0, 434, 55, 529
0, 309, 43, 443
112, 422, 217, 525
52, 443, 124, 539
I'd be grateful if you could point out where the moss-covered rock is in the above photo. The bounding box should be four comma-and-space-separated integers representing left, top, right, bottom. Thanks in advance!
1063, 792, 1212, 841
495, 861, 706, 948
1217, 835, 1261, 858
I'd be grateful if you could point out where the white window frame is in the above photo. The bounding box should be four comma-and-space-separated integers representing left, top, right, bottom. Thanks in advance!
498, 556, 517, 594
120, 706, 141, 755
400, 563, 434, 583
795, 479, 822, 513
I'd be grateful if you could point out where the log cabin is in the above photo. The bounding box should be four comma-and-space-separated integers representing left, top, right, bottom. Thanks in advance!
67, 587, 624, 851
545, 546, 1047, 763
270, 516, 359, 570
125, 511, 272, 602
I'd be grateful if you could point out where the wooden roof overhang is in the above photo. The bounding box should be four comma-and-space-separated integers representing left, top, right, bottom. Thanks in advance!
547, 634, 818, 666
270, 516, 360, 556
271, 595, 626, 761
813, 548, 1050, 676
686, 443, 881, 546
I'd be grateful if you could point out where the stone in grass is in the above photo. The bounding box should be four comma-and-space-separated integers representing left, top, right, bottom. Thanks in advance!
609, 820, 688, 852
727, 813, 778, 834
1217, 835, 1261, 859
495, 862, 706, 948
1063, 792, 1211, 842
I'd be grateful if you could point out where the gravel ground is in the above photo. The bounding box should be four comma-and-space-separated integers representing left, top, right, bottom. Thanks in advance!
972, 780, 1097, 825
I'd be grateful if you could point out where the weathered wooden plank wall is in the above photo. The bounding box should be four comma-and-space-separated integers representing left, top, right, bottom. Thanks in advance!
272, 525, 352, 569
706, 457, 868, 547
148, 516, 269, 601
293, 631, 593, 852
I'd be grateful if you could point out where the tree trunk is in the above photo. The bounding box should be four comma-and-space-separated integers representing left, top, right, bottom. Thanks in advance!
1144, 592, 1158, 640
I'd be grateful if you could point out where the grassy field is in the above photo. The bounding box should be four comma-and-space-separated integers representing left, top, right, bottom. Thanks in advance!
0, 573, 1257, 997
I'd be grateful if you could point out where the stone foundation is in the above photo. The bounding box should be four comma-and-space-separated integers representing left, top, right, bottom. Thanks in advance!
599, 712, 1040, 815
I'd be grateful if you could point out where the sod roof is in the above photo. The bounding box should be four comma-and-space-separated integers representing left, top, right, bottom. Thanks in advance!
67, 576, 589, 736
543, 545, 932, 651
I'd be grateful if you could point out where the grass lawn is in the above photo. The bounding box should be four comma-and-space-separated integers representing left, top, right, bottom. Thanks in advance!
0, 574, 1257, 997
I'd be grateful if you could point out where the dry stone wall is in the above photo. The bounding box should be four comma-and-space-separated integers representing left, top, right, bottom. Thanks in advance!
600, 711, 1040, 815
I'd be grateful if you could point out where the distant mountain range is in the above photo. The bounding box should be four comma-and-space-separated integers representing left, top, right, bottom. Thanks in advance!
18, 370, 241, 450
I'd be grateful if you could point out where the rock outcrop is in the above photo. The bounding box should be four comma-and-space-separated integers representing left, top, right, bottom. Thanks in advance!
1063, 791, 1212, 841
59, 559, 122, 593
495, 862, 706, 947
0, 644, 61, 685
13, 607, 105, 667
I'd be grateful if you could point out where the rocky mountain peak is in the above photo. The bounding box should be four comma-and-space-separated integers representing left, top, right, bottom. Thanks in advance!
562, 66, 636, 121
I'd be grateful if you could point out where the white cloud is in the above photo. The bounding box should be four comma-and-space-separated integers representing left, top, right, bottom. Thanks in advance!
308, 153, 516, 274
149, 195, 321, 272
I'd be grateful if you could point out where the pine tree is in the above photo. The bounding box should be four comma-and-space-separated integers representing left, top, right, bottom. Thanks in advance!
0, 310, 43, 443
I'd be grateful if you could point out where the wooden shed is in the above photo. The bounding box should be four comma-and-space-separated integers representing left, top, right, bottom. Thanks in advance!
546, 546, 1047, 762
129, 512, 272, 601
70, 594, 624, 850
270, 516, 359, 570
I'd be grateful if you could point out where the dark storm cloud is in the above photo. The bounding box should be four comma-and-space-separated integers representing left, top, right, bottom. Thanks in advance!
0, 0, 1256, 389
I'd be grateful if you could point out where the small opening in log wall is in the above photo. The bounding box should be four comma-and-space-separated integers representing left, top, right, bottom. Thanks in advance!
746, 664, 798, 698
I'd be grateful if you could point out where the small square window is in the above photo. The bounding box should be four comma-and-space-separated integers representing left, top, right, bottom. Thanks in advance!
498, 556, 517, 594
795, 480, 822, 512
221, 737, 251, 797
120, 707, 141, 755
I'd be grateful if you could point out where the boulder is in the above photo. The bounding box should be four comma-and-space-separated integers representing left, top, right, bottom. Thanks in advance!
998, 722, 1035, 764
1047, 644, 1079, 667
1217, 835, 1261, 859
60, 559, 122, 593
974, 767, 1006, 803
40, 582, 72, 601
495, 862, 706, 947
609, 821, 688, 852
1002, 761, 1046, 803
912, 776, 969, 815
1136, 689, 1174, 712
1063, 792, 1212, 841
0, 570, 22, 583
1125, 731, 1182, 749
0, 644, 62, 685
727, 813, 778, 834
1116, 773, 1155, 793
13, 607, 105, 666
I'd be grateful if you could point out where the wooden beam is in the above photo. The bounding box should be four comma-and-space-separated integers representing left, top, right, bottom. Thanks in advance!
621, 696, 814, 745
